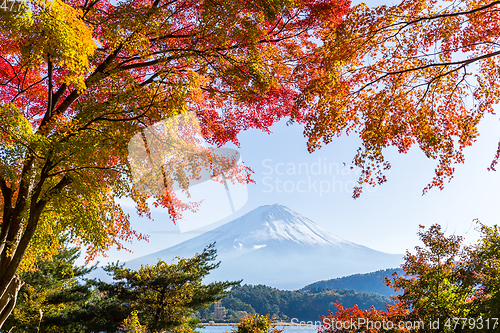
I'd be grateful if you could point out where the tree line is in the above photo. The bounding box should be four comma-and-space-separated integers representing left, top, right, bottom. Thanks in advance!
5, 220, 500, 332
320, 221, 500, 332
4, 243, 239, 333
197, 285, 391, 322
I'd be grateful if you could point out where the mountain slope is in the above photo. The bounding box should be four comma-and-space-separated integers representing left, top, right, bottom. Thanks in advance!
126, 204, 403, 290
300, 268, 404, 297
197, 284, 393, 322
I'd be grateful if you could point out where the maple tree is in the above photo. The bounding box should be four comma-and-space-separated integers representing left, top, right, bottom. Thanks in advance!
384, 225, 475, 331
320, 222, 500, 333
464, 223, 500, 319
320, 300, 410, 332
0, 0, 350, 327
297, 0, 500, 197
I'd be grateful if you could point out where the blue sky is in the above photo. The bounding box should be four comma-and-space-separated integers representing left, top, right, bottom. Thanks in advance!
88, 105, 500, 266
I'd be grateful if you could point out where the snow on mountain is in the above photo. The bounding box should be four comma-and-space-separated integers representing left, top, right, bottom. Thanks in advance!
126, 204, 403, 290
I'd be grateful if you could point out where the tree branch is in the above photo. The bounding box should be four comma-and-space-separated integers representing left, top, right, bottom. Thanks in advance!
400, 0, 500, 26
39, 46, 124, 133
0, 178, 12, 255
44, 55, 54, 123
355, 50, 500, 95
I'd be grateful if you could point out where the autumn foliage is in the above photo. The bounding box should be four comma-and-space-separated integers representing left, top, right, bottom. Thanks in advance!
0, 0, 350, 327
2, 0, 500, 328
320, 222, 500, 332
300, 0, 500, 197
321, 301, 411, 332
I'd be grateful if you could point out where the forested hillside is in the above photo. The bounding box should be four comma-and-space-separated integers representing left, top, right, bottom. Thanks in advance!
196, 284, 392, 322
300, 268, 403, 297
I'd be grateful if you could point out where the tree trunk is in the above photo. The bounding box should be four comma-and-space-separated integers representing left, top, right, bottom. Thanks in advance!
0, 275, 24, 329
0, 168, 70, 329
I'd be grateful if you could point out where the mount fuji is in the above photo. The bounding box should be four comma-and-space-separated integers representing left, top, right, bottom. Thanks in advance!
126, 204, 403, 290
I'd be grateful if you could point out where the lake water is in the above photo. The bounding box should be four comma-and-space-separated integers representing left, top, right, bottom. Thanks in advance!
198, 325, 320, 333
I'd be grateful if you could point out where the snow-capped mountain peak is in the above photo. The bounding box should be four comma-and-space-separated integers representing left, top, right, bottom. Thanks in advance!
161, 204, 349, 252
229, 204, 348, 247
125, 204, 403, 290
